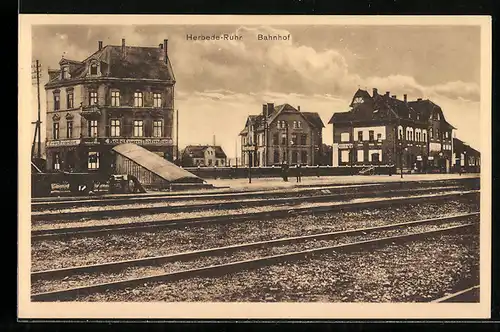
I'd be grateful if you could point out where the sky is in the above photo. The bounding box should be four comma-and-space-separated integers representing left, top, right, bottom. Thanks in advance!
31, 24, 482, 158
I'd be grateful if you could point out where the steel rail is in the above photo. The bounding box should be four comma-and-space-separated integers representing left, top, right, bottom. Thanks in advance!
31, 222, 478, 302
31, 177, 479, 206
31, 190, 480, 241
431, 285, 480, 303
31, 185, 470, 221
32, 212, 479, 281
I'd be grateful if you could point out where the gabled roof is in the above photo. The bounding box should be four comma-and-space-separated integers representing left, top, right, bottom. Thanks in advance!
183, 145, 227, 159
302, 112, 325, 128
46, 44, 175, 86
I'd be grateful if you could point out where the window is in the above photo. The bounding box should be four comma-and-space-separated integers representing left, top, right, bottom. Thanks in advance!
66, 120, 73, 138
300, 134, 307, 145
273, 133, 279, 145
153, 93, 162, 108
134, 92, 143, 107
297, 121, 302, 128
110, 119, 121, 137
133, 120, 144, 137
353, 97, 364, 104
340, 132, 350, 142
291, 133, 298, 145
437, 113, 441, 120
88, 152, 100, 170
54, 94, 60, 111
153, 120, 163, 137
53, 152, 61, 170
66, 91, 74, 109
292, 151, 298, 164
429, 128, 433, 138
445, 131, 449, 139
53, 122, 59, 139
89, 91, 98, 105
357, 150, 364, 162
369, 130, 374, 142
274, 150, 280, 163
398, 126, 403, 140
281, 133, 287, 145
301, 151, 307, 164
208, 159, 213, 166
62, 66, 69, 79
278, 120, 286, 129
293, 121, 297, 129
90, 63, 98, 76
422, 130, 427, 142
111, 91, 120, 106
88, 120, 98, 137
358, 131, 363, 142
377, 133, 382, 142
341, 150, 350, 163
436, 128, 440, 139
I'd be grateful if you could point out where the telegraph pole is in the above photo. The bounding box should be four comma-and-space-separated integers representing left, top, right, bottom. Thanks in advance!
176, 109, 179, 163
31, 60, 42, 160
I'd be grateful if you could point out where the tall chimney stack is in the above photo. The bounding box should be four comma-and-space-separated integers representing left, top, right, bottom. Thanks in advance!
385, 91, 390, 97
262, 104, 268, 117
267, 103, 274, 116
98, 41, 103, 51
159, 43, 164, 62
213, 134, 216, 147
373, 88, 378, 96
121, 38, 126, 57
404, 94, 408, 103
298, 105, 301, 111
164, 39, 168, 63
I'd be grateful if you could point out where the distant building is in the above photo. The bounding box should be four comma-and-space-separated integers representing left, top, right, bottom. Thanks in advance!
453, 138, 480, 173
239, 103, 325, 166
328, 88, 456, 173
181, 145, 227, 167
44, 38, 176, 173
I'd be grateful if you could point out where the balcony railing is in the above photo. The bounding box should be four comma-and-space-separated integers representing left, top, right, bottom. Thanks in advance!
81, 104, 102, 117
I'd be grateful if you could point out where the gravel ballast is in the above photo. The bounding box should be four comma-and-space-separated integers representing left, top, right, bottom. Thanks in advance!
69, 226, 480, 302
31, 216, 477, 295
31, 195, 479, 271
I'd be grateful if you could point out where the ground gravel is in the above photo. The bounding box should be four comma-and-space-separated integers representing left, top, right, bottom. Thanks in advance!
31, 195, 479, 272
31, 217, 476, 294
69, 225, 479, 302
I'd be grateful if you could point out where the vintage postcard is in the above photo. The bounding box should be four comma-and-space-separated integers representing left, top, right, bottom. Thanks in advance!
18, 15, 491, 319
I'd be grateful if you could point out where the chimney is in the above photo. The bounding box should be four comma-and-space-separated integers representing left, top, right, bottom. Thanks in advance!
98, 41, 103, 51
385, 91, 390, 97
159, 43, 165, 62
297, 105, 301, 111
121, 38, 126, 57
267, 103, 274, 115
213, 135, 216, 147
262, 104, 268, 117
164, 39, 168, 63
391, 95, 397, 99
373, 88, 378, 96
417, 98, 422, 101
404, 94, 408, 103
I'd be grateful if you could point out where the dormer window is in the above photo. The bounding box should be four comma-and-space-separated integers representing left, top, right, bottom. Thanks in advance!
61, 66, 70, 79
437, 113, 441, 121
90, 63, 98, 76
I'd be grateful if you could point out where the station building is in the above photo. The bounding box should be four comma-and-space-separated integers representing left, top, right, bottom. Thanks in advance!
453, 137, 481, 173
239, 103, 324, 167
328, 88, 456, 173
44, 38, 176, 174
181, 145, 228, 167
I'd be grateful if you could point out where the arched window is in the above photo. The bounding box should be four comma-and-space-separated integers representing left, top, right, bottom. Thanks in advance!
429, 128, 433, 139
398, 125, 403, 140
422, 130, 427, 142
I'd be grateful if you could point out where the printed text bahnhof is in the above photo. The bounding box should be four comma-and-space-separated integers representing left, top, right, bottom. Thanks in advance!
186, 34, 291, 41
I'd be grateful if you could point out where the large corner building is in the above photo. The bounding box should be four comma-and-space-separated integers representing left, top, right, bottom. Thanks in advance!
44, 38, 176, 173
239, 103, 325, 166
328, 88, 456, 173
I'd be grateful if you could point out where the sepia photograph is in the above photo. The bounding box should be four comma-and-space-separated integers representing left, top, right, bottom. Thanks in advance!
18, 15, 491, 319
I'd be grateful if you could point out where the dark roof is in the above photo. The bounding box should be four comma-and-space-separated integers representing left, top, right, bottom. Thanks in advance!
302, 112, 325, 128
240, 103, 323, 134
46, 44, 175, 86
453, 138, 480, 155
183, 145, 227, 159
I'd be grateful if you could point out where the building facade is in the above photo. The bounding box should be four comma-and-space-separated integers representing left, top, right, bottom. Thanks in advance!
181, 145, 227, 167
239, 103, 324, 167
453, 137, 481, 173
328, 88, 456, 173
44, 38, 176, 174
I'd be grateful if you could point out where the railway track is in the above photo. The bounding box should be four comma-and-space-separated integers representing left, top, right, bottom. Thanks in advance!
31, 190, 480, 241
432, 285, 480, 303
31, 178, 479, 211
31, 214, 478, 302
31, 184, 475, 222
